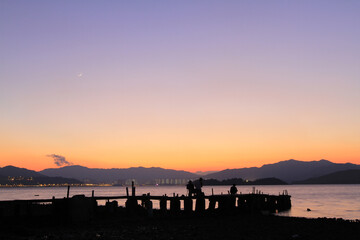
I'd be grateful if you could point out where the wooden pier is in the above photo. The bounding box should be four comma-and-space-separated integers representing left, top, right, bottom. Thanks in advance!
0, 187, 291, 223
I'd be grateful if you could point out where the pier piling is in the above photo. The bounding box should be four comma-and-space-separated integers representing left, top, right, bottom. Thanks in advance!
67, 185, 70, 198
183, 197, 193, 213
131, 181, 135, 196
195, 196, 205, 213
160, 197, 167, 213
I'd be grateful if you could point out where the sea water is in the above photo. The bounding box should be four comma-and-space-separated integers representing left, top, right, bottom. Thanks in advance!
0, 184, 359, 220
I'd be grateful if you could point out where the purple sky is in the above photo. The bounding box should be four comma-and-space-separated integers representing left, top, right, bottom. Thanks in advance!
0, 1, 359, 171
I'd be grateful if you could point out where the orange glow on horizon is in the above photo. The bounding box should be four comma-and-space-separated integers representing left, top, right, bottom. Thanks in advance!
2, 111, 359, 173
1, 151, 359, 173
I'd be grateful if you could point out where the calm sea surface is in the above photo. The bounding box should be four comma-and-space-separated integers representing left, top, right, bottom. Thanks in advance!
0, 185, 359, 220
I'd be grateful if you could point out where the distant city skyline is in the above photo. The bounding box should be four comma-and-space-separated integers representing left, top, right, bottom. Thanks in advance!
1, 1, 359, 171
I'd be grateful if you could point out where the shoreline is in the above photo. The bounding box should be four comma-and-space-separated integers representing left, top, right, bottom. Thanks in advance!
1, 214, 359, 240
1, 183, 360, 188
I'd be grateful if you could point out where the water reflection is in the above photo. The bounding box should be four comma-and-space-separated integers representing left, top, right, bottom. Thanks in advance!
0, 184, 359, 220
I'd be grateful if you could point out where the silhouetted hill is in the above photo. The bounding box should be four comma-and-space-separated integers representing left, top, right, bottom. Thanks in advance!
294, 169, 360, 184
0, 165, 44, 178
0, 166, 81, 185
204, 160, 360, 183
0, 174, 6, 182
40, 165, 199, 184
195, 170, 218, 176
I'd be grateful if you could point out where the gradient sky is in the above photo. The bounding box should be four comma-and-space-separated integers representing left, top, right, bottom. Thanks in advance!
1, 0, 359, 172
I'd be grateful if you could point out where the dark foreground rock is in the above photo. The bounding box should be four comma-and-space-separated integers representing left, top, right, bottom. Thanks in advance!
1, 214, 359, 240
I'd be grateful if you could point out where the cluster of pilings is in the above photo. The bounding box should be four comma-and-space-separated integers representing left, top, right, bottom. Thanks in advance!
123, 193, 291, 215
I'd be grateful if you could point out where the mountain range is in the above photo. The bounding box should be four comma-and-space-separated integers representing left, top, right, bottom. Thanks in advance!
0, 165, 44, 178
1, 159, 360, 185
204, 159, 360, 183
0, 166, 81, 185
40, 165, 198, 184
294, 169, 360, 184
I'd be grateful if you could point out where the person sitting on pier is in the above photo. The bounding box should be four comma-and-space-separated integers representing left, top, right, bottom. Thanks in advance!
230, 184, 238, 195
186, 180, 195, 197
194, 178, 203, 196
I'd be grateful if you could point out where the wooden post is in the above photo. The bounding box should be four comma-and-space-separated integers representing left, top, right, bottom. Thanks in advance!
125, 197, 137, 211
92, 190, 94, 198
184, 197, 193, 213
126, 187, 129, 197
145, 199, 153, 217
195, 196, 205, 213
212, 188, 214, 195
218, 196, 225, 210
131, 181, 135, 196
170, 197, 180, 213
208, 196, 216, 211
231, 195, 237, 209
67, 185, 70, 198
160, 197, 167, 212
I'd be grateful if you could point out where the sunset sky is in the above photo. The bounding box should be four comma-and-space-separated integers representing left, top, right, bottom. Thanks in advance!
1, 1, 359, 172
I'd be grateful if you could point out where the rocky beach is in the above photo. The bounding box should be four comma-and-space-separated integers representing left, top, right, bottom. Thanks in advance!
1, 213, 359, 240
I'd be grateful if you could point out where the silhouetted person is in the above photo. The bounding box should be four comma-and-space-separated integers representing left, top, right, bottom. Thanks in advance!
230, 184, 238, 195
186, 180, 195, 196
194, 178, 203, 196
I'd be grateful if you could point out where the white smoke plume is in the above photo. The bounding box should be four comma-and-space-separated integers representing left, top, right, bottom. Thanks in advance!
47, 154, 73, 167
